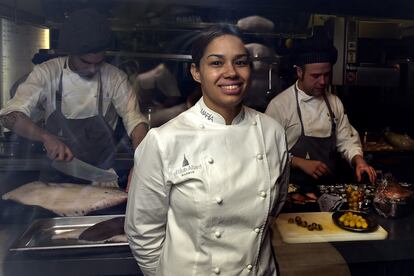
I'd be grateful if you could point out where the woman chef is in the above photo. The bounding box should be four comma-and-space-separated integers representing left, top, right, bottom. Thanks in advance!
0, 9, 148, 183
125, 24, 289, 276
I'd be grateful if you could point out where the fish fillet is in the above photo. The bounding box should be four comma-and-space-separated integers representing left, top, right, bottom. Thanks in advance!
51, 228, 127, 243
1, 181, 127, 216
79, 217, 125, 241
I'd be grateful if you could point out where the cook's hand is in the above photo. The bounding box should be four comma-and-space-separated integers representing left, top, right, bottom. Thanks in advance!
42, 134, 73, 161
292, 157, 331, 179
353, 155, 376, 184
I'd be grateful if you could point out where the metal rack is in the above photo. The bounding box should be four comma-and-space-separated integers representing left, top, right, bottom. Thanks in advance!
106, 51, 280, 63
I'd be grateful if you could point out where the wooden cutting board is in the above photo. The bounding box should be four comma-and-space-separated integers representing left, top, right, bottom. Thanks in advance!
274, 212, 388, 244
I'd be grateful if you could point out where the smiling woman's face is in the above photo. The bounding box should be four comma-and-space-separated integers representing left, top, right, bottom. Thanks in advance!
191, 34, 250, 113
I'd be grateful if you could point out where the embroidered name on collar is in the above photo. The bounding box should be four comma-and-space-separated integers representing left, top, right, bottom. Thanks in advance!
200, 108, 214, 122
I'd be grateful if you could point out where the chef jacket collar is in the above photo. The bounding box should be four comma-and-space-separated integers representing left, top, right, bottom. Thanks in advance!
295, 81, 317, 102
63, 57, 99, 82
196, 97, 246, 125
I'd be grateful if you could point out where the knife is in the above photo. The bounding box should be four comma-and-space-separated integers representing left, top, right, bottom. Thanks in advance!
51, 157, 118, 183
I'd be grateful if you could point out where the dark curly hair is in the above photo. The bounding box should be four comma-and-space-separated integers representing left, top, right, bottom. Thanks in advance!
191, 24, 247, 68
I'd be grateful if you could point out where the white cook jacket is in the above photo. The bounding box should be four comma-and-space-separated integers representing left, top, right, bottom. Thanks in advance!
0, 57, 147, 136
265, 82, 363, 165
126, 98, 289, 276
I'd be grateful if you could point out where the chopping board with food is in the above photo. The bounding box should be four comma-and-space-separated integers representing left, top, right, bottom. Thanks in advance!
275, 212, 387, 244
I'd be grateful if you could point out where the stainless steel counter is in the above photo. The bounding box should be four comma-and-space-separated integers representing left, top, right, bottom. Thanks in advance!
1, 223, 141, 276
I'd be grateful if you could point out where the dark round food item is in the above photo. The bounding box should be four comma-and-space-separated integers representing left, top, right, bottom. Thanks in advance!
307, 224, 314, 231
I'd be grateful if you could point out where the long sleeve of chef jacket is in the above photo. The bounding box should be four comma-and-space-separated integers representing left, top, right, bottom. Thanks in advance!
125, 129, 170, 276
271, 150, 290, 217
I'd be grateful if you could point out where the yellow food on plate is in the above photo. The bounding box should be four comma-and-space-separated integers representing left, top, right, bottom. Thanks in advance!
338, 212, 368, 229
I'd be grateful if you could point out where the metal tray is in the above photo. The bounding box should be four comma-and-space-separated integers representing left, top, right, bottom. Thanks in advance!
10, 214, 129, 254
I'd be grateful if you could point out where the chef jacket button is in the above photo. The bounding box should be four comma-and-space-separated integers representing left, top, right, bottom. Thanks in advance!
213, 267, 220, 274
208, 157, 214, 164
252, 121, 257, 126
215, 196, 223, 204
247, 264, 253, 270
256, 154, 263, 160
259, 191, 267, 198
254, 227, 260, 233
199, 124, 205, 129
214, 231, 222, 238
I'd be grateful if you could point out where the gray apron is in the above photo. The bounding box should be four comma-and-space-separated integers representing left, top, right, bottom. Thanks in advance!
289, 85, 337, 194
40, 61, 116, 183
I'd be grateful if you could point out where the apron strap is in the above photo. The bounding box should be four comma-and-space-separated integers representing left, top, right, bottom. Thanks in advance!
98, 72, 103, 116
294, 84, 305, 135
322, 93, 337, 134
56, 58, 105, 117
55, 60, 66, 113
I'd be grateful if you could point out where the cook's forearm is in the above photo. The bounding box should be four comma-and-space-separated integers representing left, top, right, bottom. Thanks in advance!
125, 138, 167, 274
290, 155, 305, 170
130, 122, 148, 149
351, 154, 365, 167
0, 111, 50, 142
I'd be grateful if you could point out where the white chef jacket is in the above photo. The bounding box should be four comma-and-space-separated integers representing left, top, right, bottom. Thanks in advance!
265, 82, 363, 165
125, 98, 289, 276
0, 57, 147, 135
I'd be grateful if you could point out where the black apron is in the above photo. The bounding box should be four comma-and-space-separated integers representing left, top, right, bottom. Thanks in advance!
40, 61, 117, 183
289, 85, 337, 194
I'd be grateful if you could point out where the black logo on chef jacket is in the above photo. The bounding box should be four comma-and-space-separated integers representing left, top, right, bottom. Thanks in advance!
182, 155, 189, 167
173, 155, 202, 177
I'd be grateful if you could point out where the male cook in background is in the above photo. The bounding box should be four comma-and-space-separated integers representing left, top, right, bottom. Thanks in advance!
265, 29, 376, 197
0, 9, 148, 184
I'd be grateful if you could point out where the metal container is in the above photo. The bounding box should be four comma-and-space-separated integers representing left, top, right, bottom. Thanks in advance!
10, 214, 129, 256
374, 197, 413, 218
373, 180, 414, 218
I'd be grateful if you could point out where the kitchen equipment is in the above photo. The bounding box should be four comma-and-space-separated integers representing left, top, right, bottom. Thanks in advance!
275, 212, 387, 244
265, 62, 278, 101
51, 157, 118, 183
373, 176, 414, 218
9, 215, 128, 255
345, 185, 365, 211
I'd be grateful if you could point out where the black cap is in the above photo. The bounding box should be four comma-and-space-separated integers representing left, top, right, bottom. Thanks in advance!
292, 28, 337, 66
58, 9, 112, 55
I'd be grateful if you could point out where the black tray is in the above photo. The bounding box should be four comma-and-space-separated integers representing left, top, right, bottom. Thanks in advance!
332, 210, 379, 233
